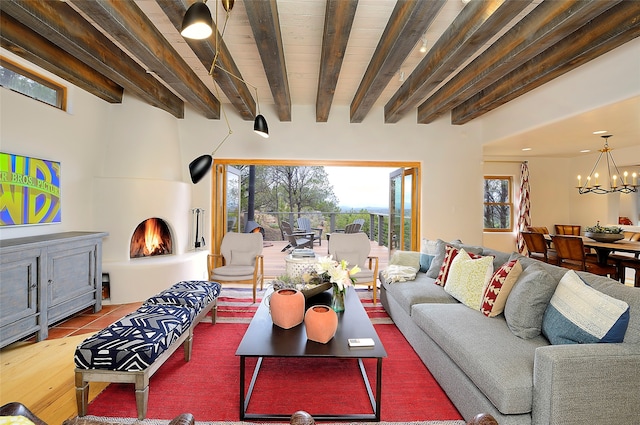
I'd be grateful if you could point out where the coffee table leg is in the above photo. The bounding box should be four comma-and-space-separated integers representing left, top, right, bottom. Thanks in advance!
376, 357, 382, 421
241, 356, 264, 420
239, 356, 245, 420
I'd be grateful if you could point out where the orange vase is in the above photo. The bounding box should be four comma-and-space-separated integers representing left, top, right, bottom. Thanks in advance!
304, 305, 338, 344
270, 289, 305, 329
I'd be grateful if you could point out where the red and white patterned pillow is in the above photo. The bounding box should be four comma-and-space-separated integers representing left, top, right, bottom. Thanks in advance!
480, 259, 523, 317
435, 245, 482, 286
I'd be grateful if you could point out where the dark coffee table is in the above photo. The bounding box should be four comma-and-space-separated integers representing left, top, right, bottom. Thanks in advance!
235, 287, 387, 421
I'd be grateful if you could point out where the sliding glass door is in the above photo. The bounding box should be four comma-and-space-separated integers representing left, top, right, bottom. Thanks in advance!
389, 167, 420, 255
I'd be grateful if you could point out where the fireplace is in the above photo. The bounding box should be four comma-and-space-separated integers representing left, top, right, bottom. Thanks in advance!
130, 217, 173, 258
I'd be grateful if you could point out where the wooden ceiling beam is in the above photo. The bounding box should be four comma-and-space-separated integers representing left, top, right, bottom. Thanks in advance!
70, 0, 219, 119
451, 1, 640, 125
316, 0, 358, 123
350, 0, 446, 123
384, 0, 533, 124
418, 0, 621, 124
156, 0, 256, 121
244, 0, 292, 122
0, 0, 184, 118
0, 12, 123, 104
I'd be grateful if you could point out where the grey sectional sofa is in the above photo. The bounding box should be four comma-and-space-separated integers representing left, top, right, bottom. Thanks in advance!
379, 243, 640, 425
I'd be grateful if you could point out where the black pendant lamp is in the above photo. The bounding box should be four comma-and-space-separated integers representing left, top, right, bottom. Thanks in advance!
254, 114, 269, 138
189, 154, 213, 184
181, 1, 213, 40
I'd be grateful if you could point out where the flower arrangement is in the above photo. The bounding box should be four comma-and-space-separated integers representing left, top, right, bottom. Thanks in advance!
310, 255, 361, 293
585, 221, 623, 234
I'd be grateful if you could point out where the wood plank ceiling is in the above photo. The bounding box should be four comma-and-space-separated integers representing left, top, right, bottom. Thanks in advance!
1, 0, 639, 129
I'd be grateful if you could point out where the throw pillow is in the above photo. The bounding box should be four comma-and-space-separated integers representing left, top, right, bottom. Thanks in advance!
380, 265, 419, 283
443, 249, 494, 310
230, 250, 254, 266
421, 238, 439, 255
542, 270, 630, 344
504, 262, 559, 339
419, 253, 434, 273
389, 250, 421, 269
435, 245, 482, 286
480, 259, 523, 317
426, 239, 447, 278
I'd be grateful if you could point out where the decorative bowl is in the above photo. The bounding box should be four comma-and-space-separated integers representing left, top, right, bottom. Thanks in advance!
301, 282, 332, 298
584, 232, 624, 243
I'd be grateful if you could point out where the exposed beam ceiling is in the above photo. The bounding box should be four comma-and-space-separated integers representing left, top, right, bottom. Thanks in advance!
1, 0, 638, 156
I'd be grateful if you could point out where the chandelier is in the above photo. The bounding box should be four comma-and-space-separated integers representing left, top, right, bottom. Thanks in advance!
182, 0, 269, 183
576, 135, 638, 194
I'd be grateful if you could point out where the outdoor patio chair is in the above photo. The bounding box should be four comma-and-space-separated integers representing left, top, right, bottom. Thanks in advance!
208, 232, 264, 302
297, 217, 323, 246
328, 232, 379, 304
281, 221, 314, 252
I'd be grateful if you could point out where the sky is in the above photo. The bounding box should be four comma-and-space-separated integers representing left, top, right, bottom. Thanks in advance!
324, 166, 398, 209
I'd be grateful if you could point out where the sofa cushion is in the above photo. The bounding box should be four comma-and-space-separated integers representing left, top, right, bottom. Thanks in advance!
481, 259, 522, 317
542, 270, 630, 344
504, 262, 559, 339
381, 276, 457, 316
412, 303, 548, 414
390, 250, 421, 269
444, 249, 494, 310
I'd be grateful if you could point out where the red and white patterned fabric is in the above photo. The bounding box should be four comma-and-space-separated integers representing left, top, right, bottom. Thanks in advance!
517, 162, 531, 254
481, 259, 523, 317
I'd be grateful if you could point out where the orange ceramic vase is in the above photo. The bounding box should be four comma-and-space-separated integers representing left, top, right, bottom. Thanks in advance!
270, 289, 305, 329
304, 305, 338, 344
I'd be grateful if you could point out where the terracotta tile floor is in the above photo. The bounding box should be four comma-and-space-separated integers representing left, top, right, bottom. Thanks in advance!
45, 302, 142, 340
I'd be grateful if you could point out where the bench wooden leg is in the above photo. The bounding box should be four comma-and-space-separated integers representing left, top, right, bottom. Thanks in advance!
134, 374, 150, 420
75, 372, 89, 416
184, 334, 193, 361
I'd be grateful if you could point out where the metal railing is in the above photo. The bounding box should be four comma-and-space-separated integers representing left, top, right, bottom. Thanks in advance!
232, 211, 391, 247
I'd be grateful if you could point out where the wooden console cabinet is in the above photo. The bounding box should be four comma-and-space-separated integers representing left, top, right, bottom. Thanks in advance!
0, 231, 108, 348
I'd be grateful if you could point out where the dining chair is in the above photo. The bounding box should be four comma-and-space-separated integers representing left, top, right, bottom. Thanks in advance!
554, 224, 581, 236
551, 235, 618, 280
328, 232, 380, 304
522, 231, 557, 264
208, 232, 264, 303
526, 226, 549, 234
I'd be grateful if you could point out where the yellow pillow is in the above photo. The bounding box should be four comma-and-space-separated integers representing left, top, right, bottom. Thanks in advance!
444, 249, 494, 310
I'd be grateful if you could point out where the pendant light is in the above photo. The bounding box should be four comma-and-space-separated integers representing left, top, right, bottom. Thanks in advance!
576, 134, 638, 194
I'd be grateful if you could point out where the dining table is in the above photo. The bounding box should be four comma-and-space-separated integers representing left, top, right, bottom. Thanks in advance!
544, 234, 640, 265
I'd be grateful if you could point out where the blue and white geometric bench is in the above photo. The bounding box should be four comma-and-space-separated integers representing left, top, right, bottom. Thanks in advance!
74, 281, 221, 420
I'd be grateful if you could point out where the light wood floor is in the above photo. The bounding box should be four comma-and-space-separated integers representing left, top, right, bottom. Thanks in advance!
0, 239, 389, 424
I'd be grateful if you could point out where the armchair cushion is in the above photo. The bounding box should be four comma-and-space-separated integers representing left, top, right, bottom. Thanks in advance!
231, 249, 255, 266
211, 265, 255, 279
542, 270, 629, 344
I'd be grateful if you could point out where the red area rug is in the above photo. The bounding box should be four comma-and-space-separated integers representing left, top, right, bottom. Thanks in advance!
87, 322, 461, 422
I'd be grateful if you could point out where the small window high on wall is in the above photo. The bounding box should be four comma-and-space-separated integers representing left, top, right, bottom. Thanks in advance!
484, 176, 513, 232
0, 57, 66, 110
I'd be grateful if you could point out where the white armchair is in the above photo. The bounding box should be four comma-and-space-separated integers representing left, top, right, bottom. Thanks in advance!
328, 232, 379, 304
208, 232, 264, 302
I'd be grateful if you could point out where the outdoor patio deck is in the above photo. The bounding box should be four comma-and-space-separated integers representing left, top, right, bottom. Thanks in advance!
262, 239, 389, 280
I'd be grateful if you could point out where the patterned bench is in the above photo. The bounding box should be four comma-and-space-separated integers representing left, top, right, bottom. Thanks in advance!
74, 281, 220, 420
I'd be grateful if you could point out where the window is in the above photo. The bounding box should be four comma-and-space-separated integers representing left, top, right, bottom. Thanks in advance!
484, 176, 513, 232
0, 57, 66, 110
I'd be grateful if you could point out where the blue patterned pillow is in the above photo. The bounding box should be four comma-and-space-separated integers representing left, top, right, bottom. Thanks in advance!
542, 270, 630, 345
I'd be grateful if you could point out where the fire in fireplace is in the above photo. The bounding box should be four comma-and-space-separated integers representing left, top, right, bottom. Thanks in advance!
130, 217, 173, 258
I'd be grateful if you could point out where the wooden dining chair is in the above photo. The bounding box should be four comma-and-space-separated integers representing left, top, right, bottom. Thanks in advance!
522, 231, 557, 264
526, 226, 549, 234
551, 235, 618, 279
554, 224, 581, 236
